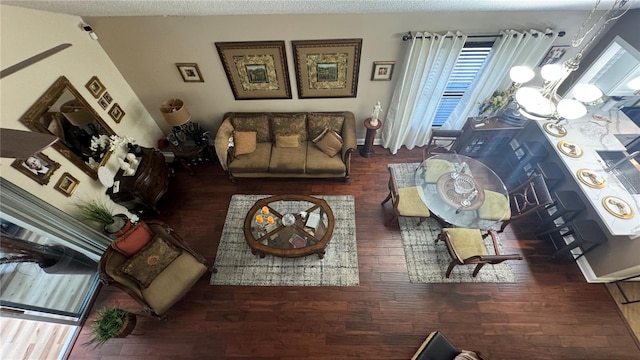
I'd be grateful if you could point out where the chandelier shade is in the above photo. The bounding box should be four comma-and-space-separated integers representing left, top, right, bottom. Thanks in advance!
628, 76, 640, 91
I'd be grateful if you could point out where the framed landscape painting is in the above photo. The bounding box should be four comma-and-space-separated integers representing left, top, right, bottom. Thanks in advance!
291, 38, 362, 98
215, 41, 291, 100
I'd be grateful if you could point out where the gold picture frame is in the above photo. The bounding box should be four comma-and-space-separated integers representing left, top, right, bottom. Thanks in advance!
109, 103, 125, 123
292, 38, 362, 98
54, 172, 79, 197
11, 152, 61, 185
215, 41, 291, 100
176, 63, 204, 82
371, 61, 395, 81
85, 76, 105, 98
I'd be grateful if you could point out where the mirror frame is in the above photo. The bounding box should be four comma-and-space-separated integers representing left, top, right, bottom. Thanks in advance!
20, 76, 115, 180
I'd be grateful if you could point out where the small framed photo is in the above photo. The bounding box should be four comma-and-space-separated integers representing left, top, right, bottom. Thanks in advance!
176, 63, 204, 82
109, 103, 125, 123
11, 152, 61, 185
54, 172, 79, 197
102, 91, 112, 104
539, 46, 569, 66
98, 96, 109, 109
85, 76, 106, 98
371, 61, 395, 81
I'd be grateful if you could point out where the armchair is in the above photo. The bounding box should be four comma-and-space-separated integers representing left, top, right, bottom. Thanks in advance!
412, 331, 484, 360
99, 221, 209, 319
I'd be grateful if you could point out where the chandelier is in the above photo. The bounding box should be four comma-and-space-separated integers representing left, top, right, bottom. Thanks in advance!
510, 0, 632, 121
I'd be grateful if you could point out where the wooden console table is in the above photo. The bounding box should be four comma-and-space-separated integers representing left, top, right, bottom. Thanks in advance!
106, 147, 170, 215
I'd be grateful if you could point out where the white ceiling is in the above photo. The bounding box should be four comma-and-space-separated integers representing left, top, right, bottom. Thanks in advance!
3, 0, 640, 17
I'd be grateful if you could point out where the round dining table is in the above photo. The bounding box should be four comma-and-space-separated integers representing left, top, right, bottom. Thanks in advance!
414, 153, 509, 229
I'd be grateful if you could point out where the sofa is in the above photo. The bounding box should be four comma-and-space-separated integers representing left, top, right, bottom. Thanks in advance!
214, 111, 357, 181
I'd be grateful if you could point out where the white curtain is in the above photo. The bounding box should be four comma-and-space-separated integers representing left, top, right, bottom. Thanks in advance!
381, 31, 467, 154
441, 29, 558, 130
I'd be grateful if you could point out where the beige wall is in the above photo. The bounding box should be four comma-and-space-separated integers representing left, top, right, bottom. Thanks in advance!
0, 5, 163, 219
85, 10, 599, 139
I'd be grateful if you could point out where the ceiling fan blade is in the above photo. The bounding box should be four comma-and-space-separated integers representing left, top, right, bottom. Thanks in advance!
0, 43, 72, 79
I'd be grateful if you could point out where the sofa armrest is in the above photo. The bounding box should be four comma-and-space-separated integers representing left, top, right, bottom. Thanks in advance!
340, 112, 357, 163
214, 118, 235, 170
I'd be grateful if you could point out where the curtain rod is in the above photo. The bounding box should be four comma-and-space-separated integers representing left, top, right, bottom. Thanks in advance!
401, 30, 565, 41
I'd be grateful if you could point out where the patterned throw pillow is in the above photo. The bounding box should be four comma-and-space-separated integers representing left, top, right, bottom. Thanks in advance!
276, 134, 300, 148
119, 236, 182, 289
307, 113, 345, 140
233, 131, 257, 155
312, 128, 343, 157
111, 222, 154, 257
230, 114, 271, 143
271, 114, 307, 141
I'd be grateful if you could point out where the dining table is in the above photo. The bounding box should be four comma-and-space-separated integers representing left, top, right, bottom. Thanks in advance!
414, 153, 509, 229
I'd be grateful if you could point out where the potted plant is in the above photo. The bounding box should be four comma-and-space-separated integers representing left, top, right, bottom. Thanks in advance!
75, 200, 131, 236
85, 307, 137, 347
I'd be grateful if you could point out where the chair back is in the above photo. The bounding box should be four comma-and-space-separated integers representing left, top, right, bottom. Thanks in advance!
387, 167, 401, 211
424, 129, 464, 160
508, 174, 553, 220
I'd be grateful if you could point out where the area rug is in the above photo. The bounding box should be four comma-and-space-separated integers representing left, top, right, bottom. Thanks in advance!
210, 194, 358, 286
389, 163, 517, 283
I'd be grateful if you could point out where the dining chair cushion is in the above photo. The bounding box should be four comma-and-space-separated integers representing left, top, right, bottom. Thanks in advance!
478, 190, 511, 221
424, 159, 455, 183
398, 186, 430, 217
444, 228, 487, 259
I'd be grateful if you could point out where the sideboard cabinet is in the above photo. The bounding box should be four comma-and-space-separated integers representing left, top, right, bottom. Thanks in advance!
455, 117, 525, 158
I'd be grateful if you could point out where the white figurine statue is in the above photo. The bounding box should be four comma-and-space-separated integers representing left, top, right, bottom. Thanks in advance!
370, 101, 383, 126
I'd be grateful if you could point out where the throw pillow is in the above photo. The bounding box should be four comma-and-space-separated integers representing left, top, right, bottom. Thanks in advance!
312, 128, 343, 157
233, 131, 257, 156
230, 114, 271, 142
307, 113, 345, 140
272, 114, 307, 141
276, 134, 300, 148
119, 236, 182, 289
454, 350, 483, 360
112, 222, 154, 257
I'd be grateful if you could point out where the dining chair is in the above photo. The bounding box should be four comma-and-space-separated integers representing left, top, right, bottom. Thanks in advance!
381, 166, 430, 227
422, 157, 456, 183
478, 174, 553, 233
422, 129, 463, 161
436, 228, 522, 278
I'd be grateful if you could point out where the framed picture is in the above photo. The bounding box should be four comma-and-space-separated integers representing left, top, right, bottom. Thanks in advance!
371, 61, 395, 81
85, 76, 105, 98
11, 152, 61, 185
102, 91, 112, 104
539, 45, 569, 66
54, 172, 79, 197
291, 38, 362, 98
109, 103, 125, 123
98, 95, 110, 109
215, 41, 292, 100
176, 63, 204, 82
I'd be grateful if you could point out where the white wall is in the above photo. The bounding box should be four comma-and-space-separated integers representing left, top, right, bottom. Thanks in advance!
0, 5, 163, 218
85, 10, 600, 140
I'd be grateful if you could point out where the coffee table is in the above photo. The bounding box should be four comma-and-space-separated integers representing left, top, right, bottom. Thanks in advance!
243, 195, 335, 258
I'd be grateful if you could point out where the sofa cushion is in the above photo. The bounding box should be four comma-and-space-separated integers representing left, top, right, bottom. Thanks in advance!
119, 236, 182, 289
269, 145, 307, 173
233, 131, 257, 156
308, 113, 345, 140
275, 134, 300, 148
272, 113, 307, 142
230, 114, 271, 143
140, 252, 208, 315
306, 142, 346, 175
313, 128, 343, 157
112, 222, 154, 257
229, 142, 272, 173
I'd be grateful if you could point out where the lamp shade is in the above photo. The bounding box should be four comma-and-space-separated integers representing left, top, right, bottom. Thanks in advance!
509, 66, 535, 84
60, 99, 94, 126
573, 83, 603, 103
160, 98, 191, 126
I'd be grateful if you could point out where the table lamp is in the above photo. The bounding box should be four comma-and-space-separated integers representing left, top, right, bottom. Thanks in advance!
160, 98, 191, 127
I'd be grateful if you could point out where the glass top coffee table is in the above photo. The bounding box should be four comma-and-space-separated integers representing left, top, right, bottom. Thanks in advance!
243, 195, 335, 258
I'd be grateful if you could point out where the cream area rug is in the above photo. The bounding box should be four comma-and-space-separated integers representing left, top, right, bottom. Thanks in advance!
388, 163, 517, 283
210, 194, 359, 286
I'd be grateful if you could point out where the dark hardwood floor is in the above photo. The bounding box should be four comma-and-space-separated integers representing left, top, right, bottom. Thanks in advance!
69, 146, 640, 360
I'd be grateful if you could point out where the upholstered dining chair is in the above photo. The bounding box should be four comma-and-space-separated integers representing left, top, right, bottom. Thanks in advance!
422, 157, 456, 183
478, 174, 553, 233
381, 166, 430, 227
423, 129, 464, 161
436, 228, 523, 278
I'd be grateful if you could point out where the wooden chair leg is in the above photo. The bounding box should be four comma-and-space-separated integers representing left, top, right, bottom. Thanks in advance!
381, 192, 392, 205
472, 263, 486, 277
384, 214, 399, 227
445, 262, 456, 278
416, 217, 426, 226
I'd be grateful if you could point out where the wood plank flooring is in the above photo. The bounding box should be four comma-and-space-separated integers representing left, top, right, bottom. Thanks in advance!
68, 146, 640, 359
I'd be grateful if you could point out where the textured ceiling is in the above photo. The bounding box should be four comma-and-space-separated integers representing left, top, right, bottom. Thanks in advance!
3, 0, 639, 17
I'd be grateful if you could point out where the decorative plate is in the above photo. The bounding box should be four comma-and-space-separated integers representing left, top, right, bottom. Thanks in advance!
602, 196, 634, 219
97, 166, 114, 188
543, 122, 568, 137
557, 140, 583, 158
577, 168, 606, 188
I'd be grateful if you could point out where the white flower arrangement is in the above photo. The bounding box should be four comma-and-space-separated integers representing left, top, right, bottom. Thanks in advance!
108, 135, 135, 151
90, 135, 111, 153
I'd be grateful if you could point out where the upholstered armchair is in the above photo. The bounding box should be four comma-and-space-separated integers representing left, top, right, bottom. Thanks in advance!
381, 166, 430, 226
99, 221, 210, 319
436, 228, 522, 278
412, 331, 484, 360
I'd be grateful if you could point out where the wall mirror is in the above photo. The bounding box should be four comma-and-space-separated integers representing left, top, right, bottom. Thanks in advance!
20, 76, 116, 179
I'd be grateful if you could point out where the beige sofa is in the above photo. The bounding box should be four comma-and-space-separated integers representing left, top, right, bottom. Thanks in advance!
214, 111, 357, 181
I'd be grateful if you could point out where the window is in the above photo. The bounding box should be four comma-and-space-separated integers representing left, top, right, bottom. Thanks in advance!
432, 42, 493, 126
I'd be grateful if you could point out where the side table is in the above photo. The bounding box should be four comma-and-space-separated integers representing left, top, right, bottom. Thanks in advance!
359, 117, 382, 158
168, 142, 213, 175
